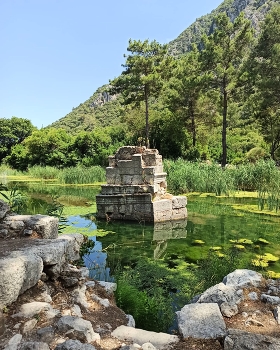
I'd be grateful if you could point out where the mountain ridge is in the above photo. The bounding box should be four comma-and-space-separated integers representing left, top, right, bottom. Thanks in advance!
49, 0, 277, 133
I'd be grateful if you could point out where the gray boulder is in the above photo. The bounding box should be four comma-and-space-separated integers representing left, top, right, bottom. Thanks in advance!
224, 328, 280, 350
223, 269, 263, 288
0, 200, 10, 220
220, 302, 239, 318
37, 327, 55, 343
18, 342, 50, 350
54, 339, 96, 350
56, 316, 100, 344
197, 282, 242, 305
176, 303, 227, 339
261, 294, 280, 305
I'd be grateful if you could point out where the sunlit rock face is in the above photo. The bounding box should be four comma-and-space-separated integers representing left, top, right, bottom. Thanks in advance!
96, 146, 187, 222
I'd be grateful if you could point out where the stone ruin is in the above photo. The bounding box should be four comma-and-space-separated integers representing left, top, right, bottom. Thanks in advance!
96, 146, 187, 222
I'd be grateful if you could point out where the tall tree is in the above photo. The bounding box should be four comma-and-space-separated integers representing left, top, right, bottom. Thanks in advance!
244, 5, 280, 160
201, 12, 253, 167
164, 45, 202, 148
0, 117, 35, 162
110, 39, 172, 148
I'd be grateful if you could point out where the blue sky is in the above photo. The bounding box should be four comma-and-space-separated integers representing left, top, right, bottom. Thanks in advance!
0, 0, 222, 128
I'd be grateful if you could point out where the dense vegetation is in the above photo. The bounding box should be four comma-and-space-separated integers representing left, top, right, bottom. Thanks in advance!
1, 2, 280, 170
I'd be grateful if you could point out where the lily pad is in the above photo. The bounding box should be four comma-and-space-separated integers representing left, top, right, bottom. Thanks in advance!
256, 253, 279, 262
192, 240, 205, 245
251, 259, 269, 268
257, 238, 270, 245
209, 246, 222, 251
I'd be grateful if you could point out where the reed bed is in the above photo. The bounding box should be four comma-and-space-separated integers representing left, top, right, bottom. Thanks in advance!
58, 166, 106, 184
164, 159, 280, 208
28, 165, 60, 179
0, 164, 23, 176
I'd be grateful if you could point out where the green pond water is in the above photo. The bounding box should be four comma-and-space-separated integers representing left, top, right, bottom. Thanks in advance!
4, 180, 280, 280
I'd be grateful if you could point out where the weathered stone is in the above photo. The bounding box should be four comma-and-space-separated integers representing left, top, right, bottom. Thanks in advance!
224, 328, 280, 350
248, 292, 259, 301
0, 252, 43, 307
273, 306, 280, 324
97, 281, 117, 294
261, 294, 280, 305
126, 314, 135, 327
72, 285, 89, 309
71, 304, 82, 318
91, 294, 110, 307
14, 302, 54, 318
96, 146, 187, 222
220, 302, 239, 318
37, 327, 55, 343
3, 214, 58, 239
176, 303, 227, 339
142, 343, 157, 350
18, 342, 50, 350
0, 309, 6, 336
56, 316, 100, 344
197, 282, 242, 306
54, 339, 96, 350
223, 269, 263, 288
0, 200, 10, 220
112, 325, 179, 349
22, 319, 38, 334
4, 334, 22, 350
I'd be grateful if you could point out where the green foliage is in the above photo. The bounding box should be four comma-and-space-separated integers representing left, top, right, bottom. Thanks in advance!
244, 4, 280, 159
0, 184, 27, 214
196, 248, 252, 291
115, 258, 188, 332
201, 12, 253, 167
0, 117, 36, 162
45, 196, 68, 234
110, 39, 172, 148
49, 85, 123, 134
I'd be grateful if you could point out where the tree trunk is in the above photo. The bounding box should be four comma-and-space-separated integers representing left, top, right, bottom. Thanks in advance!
221, 79, 227, 168
144, 85, 150, 149
189, 99, 196, 147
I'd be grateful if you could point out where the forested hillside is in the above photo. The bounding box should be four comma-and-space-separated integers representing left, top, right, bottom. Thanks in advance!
1, 0, 280, 170
168, 0, 277, 55
49, 85, 123, 134
50, 0, 277, 135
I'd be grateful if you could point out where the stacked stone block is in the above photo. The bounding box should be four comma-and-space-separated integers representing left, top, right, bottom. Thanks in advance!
96, 146, 187, 222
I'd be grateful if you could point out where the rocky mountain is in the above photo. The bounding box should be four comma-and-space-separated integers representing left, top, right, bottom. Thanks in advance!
168, 0, 277, 55
49, 0, 277, 133
49, 85, 121, 134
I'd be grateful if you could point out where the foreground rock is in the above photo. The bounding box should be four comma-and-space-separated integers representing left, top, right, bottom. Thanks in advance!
224, 329, 280, 350
176, 303, 226, 339
111, 325, 179, 349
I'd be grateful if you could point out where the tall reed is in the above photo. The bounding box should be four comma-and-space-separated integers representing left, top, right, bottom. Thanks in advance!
164, 159, 235, 195
58, 166, 105, 184
28, 165, 60, 179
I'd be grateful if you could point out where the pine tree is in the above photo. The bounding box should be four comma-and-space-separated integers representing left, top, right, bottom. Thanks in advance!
110, 39, 172, 148
201, 12, 253, 166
